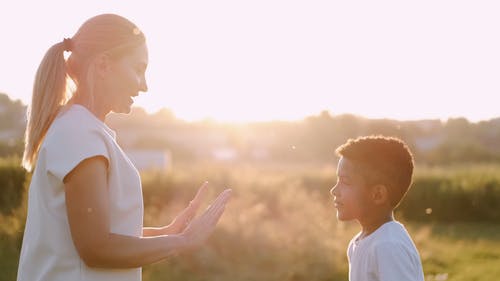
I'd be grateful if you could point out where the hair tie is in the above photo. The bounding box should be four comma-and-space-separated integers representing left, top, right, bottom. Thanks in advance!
62, 38, 72, 52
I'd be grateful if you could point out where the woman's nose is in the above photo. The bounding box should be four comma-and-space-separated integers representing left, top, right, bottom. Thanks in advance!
140, 77, 148, 92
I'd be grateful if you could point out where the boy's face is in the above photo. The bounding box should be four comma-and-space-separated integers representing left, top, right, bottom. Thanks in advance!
330, 157, 373, 221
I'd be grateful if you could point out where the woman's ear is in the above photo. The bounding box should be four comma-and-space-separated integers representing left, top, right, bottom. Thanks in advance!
93, 53, 112, 79
371, 184, 389, 205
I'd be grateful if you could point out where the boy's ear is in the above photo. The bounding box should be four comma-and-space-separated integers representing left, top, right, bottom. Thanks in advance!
370, 184, 389, 205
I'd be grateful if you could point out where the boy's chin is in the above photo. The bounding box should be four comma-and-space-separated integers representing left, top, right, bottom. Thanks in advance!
336, 212, 353, 221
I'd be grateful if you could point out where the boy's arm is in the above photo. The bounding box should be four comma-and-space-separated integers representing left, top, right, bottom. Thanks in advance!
374, 242, 425, 281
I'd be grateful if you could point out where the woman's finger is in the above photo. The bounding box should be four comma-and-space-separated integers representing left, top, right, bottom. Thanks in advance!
180, 182, 210, 219
209, 204, 226, 225
203, 191, 231, 224
205, 189, 232, 212
182, 188, 231, 239
190, 181, 209, 207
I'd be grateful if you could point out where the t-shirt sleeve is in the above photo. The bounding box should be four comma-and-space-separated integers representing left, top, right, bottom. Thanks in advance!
44, 127, 110, 182
373, 241, 424, 281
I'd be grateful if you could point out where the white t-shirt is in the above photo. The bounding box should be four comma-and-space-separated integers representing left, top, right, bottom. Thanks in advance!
347, 221, 424, 281
17, 104, 144, 281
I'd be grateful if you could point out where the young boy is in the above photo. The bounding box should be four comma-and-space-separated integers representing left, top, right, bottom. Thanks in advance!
330, 136, 424, 281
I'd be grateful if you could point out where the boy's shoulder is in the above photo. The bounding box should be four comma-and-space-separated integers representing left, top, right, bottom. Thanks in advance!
348, 221, 424, 281
369, 221, 414, 247
374, 221, 410, 239
350, 221, 415, 253
362, 221, 420, 262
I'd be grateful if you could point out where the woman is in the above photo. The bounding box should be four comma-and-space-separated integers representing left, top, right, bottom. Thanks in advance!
17, 14, 231, 281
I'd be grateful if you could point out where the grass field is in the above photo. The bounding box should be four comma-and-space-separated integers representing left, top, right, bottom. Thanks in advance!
139, 162, 500, 281
141, 222, 500, 281
1, 161, 499, 281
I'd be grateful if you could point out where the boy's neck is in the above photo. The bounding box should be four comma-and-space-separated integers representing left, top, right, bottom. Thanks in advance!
358, 212, 394, 239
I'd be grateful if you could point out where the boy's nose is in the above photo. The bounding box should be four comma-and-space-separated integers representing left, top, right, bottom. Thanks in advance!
331, 182, 342, 197
330, 185, 336, 196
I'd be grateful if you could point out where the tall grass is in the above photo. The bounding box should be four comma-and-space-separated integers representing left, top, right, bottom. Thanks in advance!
399, 164, 500, 222
140, 162, 500, 281
141, 162, 347, 281
1, 160, 499, 280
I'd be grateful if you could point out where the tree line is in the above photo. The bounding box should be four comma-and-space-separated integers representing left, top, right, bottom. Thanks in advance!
2, 92, 499, 165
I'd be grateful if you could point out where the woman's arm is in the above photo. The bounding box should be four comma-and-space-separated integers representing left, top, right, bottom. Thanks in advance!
64, 156, 230, 268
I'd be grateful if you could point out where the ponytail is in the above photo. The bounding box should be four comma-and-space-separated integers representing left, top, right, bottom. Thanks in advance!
22, 42, 70, 171
22, 14, 146, 171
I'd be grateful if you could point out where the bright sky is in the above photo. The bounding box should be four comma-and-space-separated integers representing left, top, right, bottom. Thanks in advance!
1, 1, 499, 122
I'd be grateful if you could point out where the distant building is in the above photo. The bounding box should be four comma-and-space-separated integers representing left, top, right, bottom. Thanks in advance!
211, 146, 238, 161
0, 130, 20, 142
124, 149, 172, 172
414, 135, 444, 151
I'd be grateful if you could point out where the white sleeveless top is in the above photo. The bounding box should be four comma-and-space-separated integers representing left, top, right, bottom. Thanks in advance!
17, 104, 144, 281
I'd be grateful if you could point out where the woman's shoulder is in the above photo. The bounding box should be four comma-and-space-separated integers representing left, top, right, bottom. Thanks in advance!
54, 104, 98, 126
52, 104, 113, 134
44, 104, 114, 147
39, 105, 115, 181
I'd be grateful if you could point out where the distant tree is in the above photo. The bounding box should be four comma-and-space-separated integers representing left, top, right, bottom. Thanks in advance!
0, 93, 26, 131
81, 100, 500, 165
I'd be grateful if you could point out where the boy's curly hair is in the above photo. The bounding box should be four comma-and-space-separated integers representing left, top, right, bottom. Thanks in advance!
336, 135, 414, 207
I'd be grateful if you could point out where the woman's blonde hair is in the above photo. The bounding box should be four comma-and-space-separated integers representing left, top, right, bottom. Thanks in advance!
22, 14, 146, 171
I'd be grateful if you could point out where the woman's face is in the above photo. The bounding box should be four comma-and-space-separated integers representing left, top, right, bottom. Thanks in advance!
102, 42, 148, 114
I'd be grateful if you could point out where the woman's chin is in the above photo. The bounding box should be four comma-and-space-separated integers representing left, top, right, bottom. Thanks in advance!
112, 105, 132, 115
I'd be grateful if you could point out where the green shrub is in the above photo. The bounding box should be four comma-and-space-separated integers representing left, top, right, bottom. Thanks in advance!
397, 165, 500, 222
0, 158, 27, 215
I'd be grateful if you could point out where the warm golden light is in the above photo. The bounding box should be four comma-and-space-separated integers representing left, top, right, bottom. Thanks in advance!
2, 2, 500, 123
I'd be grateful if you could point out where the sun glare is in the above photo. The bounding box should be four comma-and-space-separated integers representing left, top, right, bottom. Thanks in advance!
2, 2, 500, 123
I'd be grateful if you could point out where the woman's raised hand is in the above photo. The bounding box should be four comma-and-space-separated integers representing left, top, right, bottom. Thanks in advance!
180, 188, 232, 248
167, 182, 210, 234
